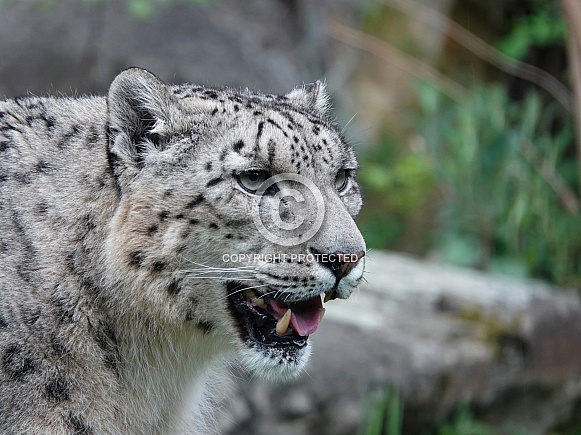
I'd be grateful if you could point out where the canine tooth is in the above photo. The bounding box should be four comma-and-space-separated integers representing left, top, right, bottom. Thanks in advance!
253, 297, 267, 309
324, 292, 333, 303
276, 309, 292, 335
320, 307, 326, 321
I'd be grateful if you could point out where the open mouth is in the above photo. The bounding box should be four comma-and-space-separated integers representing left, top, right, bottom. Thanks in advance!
226, 281, 326, 349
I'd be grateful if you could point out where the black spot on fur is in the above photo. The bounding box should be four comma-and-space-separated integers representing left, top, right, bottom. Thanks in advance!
233, 140, 245, 153
186, 194, 204, 208
209, 223, 219, 229
16, 263, 34, 284
2, 343, 37, 382
164, 189, 174, 197
204, 90, 219, 99
211, 108, 218, 116
86, 126, 100, 148
255, 121, 265, 149
253, 110, 263, 116
206, 177, 223, 188
51, 336, 68, 357
43, 115, 56, 130
168, 279, 181, 295
225, 233, 233, 239
66, 251, 77, 271
0, 314, 8, 328
205, 161, 213, 171
45, 377, 71, 402
13, 172, 32, 184
196, 321, 215, 334
103, 353, 119, 375
57, 125, 82, 149
147, 224, 159, 236
22, 308, 41, 327
219, 148, 228, 161
50, 295, 75, 322
81, 277, 100, 296
189, 218, 199, 225
234, 104, 240, 112
129, 251, 146, 267
151, 261, 166, 272
89, 320, 119, 374
228, 95, 243, 103
0, 140, 11, 153
267, 118, 281, 130
67, 412, 92, 435
159, 210, 170, 221
36, 201, 49, 214
82, 214, 97, 231
267, 139, 276, 165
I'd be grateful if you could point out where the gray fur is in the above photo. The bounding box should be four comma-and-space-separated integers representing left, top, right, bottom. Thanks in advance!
0, 68, 365, 434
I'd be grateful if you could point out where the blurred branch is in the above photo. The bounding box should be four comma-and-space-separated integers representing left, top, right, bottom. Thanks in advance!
382, 0, 573, 114
560, 0, 581, 195
519, 138, 580, 215
328, 20, 467, 101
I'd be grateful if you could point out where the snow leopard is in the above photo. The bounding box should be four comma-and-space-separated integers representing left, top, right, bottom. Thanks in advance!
0, 68, 366, 434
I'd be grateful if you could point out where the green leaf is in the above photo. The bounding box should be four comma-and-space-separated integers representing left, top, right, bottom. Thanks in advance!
128, 0, 156, 20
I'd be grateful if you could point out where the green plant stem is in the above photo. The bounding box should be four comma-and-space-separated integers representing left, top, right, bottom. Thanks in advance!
519, 138, 580, 214
560, 0, 581, 195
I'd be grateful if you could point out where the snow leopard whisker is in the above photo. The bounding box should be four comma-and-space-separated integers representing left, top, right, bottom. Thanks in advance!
182, 268, 254, 275
185, 276, 255, 281
224, 283, 273, 299
181, 259, 255, 271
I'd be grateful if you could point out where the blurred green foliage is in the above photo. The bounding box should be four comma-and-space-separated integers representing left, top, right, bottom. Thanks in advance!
122, 0, 209, 20
357, 136, 435, 252
0, 0, 209, 19
360, 383, 581, 435
416, 82, 580, 286
359, 385, 403, 435
358, 80, 581, 286
435, 407, 498, 435
497, 0, 565, 60
359, 384, 522, 435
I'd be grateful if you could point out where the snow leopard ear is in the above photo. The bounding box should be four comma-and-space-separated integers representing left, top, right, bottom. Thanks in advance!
107, 67, 181, 167
285, 81, 330, 117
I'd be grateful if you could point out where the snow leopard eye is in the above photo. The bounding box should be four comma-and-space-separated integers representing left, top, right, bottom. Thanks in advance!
335, 169, 349, 192
238, 169, 268, 193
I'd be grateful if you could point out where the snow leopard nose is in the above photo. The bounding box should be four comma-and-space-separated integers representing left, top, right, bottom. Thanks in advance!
310, 248, 365, 279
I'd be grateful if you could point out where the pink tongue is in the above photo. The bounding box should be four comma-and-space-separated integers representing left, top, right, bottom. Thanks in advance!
269, 297, 323, 337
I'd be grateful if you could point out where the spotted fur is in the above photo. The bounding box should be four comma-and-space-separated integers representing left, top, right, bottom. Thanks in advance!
0, 68, 365, 434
